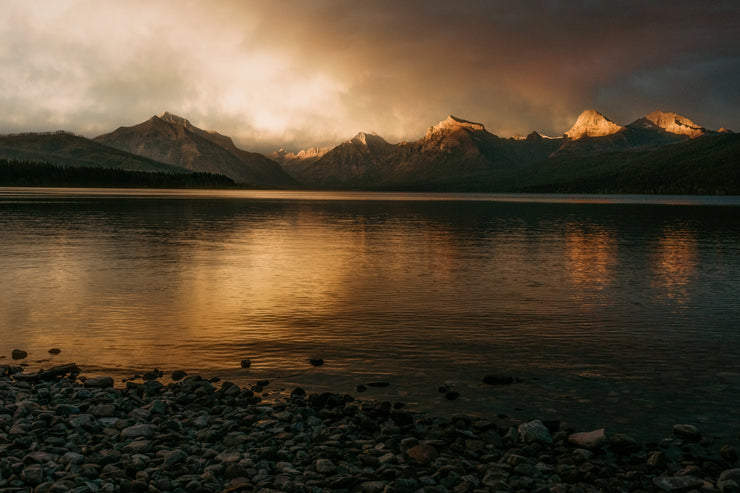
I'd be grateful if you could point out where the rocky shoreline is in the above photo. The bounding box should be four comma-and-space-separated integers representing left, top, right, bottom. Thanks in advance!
1, 362, 739, 493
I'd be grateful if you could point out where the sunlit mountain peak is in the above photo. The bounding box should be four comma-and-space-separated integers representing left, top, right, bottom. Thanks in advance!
425, 116, 486, 140
645, 111, 706, 139
349, 131, 387, 146
158, 111, 193, 128
564, 109, 624, 140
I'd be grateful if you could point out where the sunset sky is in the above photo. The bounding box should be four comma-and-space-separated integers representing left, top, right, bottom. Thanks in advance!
1, 0, 738, 152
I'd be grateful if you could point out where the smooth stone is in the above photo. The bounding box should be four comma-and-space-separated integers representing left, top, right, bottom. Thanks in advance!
21, 464, 44, 486
59, 452, 85, 465
718, 480, 740, 493
518, 420, 553, 445
90, 404, 117, 417
120, 423, 157, 439
23, 451, 55, 464
163, 449, 188, 468
673, 424, 701, 442
722, 446, 739, 464
315, 458, 337, 474
568, 429, 607, 449
720, 470, 740, 484
171, 370, 187, 381
652, 475, 704, 491
406, 443, 438, 465
357, 481, 388, 493
610, 433, 641, 452
240, 359, 251, 368
122, 440, 153, 454
84, 376, 114, 388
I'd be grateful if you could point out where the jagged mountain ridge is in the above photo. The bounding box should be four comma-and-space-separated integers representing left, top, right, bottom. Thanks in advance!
278, 109, 728, 189
94, 113, 296, 187
551, 109, 714, 157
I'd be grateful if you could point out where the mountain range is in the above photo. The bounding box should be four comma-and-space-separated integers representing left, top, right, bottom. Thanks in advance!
0, 109, 737, 193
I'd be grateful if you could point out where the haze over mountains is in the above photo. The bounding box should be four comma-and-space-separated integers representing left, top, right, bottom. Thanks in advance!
0, 109, 737, 193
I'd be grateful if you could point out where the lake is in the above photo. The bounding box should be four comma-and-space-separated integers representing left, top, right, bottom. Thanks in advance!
1, 188, 739, 439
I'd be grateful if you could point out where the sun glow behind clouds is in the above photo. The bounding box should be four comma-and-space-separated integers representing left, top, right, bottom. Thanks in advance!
1, 1, 738, 150
1, 1, 350, 147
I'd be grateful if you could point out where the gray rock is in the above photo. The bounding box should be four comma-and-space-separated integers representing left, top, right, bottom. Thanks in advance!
652, 475, 704, 491
568, 429, 607, 450
518, 420, 553, 444
719, 479, 740, 493
59, 451, 85, 465
720, 470, 740, 484
23, 451, 55, 463
407, 443, 439, 465
358, 481, 388, 493
672, 424, 701, 442
647, 450, 667, 468
21, 464, 44, 485
84, 376, 114, 388
90, 404, 117, 417
164, 449, 188, 468
120, 423, 157, 439
315, 458, 336, 474
122, 440, 153, 454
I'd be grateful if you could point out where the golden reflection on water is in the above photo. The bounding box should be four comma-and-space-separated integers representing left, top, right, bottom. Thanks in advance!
652, 226, 697, 303
563, 224, 617, 298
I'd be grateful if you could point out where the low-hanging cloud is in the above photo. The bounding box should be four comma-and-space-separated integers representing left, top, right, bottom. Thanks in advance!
1, 0, 738, 152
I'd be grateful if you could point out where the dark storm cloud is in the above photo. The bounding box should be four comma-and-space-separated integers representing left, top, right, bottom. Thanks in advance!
1, 0, 738, 151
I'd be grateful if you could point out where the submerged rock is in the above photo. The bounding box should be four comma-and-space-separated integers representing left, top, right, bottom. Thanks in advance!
12, 349, 28, 360
482, 374, 514, 385
672, 423, 701, 442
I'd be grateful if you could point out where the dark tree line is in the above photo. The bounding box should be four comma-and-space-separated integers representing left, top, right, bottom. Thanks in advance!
0, 159, 240, 189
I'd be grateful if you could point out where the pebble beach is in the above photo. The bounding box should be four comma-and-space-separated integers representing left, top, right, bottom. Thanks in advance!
1, 357, 740, 493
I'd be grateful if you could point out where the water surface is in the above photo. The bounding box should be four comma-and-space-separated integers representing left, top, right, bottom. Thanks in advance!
1, 188, 739, 438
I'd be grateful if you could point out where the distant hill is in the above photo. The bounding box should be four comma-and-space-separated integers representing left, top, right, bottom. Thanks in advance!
94, 112, 296, 188
0, 131, 188, 173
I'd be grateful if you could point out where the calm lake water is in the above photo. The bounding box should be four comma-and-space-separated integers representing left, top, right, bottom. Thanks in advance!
1, 188, 739, 439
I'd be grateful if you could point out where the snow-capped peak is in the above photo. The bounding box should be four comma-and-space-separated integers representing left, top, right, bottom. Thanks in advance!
564, 110, 624, 140
645, 111, 706, 138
